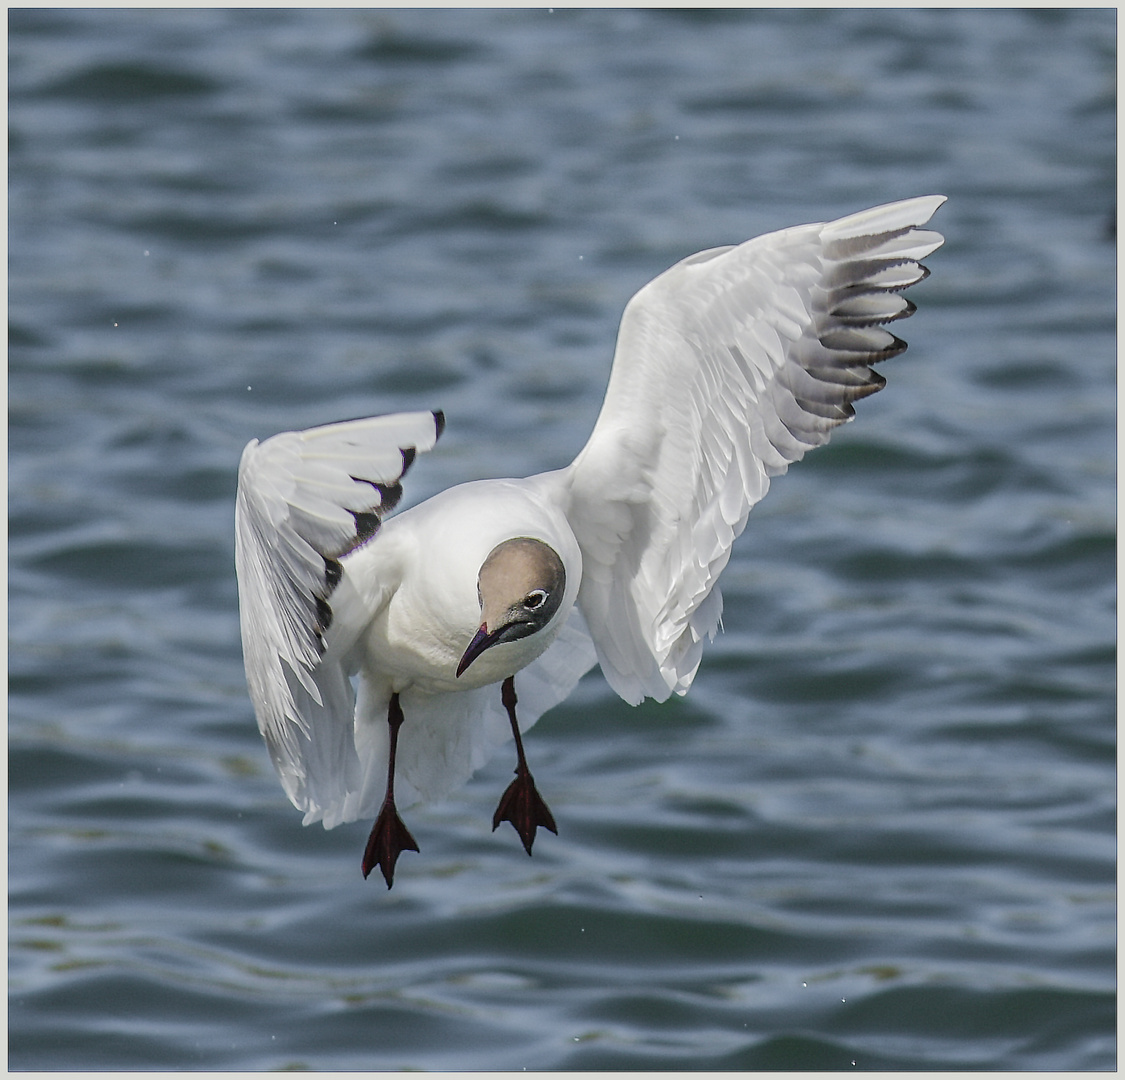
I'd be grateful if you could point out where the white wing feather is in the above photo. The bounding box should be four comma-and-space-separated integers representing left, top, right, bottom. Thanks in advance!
564, 195, 946, 705
234, 410, 444, 813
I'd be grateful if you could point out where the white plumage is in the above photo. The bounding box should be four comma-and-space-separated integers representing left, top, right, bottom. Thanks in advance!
235, 195, 946, 885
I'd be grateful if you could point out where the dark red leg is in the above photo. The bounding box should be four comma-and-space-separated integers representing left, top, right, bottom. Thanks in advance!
362, 692, 419, 888
492, 676, 557, 854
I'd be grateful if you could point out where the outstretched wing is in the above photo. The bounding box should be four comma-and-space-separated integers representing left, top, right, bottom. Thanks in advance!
234, 409, 444, 813
564, 195, 945, 705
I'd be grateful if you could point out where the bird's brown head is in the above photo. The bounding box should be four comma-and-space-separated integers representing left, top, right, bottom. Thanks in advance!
455, 537, 566, 678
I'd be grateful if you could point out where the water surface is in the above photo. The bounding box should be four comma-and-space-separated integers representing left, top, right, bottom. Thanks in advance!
9, 8, 1115, 1070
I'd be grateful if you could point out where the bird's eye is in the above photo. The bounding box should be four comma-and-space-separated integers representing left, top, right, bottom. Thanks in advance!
524, 590, 548, 611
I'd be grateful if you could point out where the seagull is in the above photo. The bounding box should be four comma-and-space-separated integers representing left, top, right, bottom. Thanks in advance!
235, 195, 945, 887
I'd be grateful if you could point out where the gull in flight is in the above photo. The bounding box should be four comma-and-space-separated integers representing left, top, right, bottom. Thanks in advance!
235, 195, 945, 887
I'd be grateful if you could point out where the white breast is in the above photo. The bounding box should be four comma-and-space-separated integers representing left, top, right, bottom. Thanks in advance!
350, 475, 582, 694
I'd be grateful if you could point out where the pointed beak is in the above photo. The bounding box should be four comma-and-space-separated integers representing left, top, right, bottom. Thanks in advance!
456, 623, 499, 678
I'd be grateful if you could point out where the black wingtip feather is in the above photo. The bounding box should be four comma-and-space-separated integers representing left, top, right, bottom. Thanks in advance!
315, 595, 333, 636
351, 510, 382, 547
433, 409, 446, 439
828, 294, 918, 327
374, 481, 403, 514
873, 334, 909, 363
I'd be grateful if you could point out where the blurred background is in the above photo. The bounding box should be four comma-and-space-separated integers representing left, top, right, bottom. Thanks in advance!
9, 8, 1115, 1070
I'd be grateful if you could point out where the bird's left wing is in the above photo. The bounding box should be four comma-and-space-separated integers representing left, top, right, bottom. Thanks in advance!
563, 196, 945, 705
234, 410, 444, 814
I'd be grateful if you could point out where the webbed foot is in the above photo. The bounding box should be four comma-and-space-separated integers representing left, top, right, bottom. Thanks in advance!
493, 675, 557, 855
361, 691, 417, 889
362, 800, 419, 888
493, 767, 557, 855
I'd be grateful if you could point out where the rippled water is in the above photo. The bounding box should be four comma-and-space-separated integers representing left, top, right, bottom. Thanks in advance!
9, 8, 1115, 1071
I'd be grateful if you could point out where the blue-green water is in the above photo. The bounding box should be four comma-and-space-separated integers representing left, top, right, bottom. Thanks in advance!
9, 8, 1115, 1071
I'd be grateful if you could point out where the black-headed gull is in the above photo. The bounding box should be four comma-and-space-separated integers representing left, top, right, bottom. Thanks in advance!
235, 195, 945, 887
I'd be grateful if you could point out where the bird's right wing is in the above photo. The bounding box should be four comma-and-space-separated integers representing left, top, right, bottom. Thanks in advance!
563, 196, 945, 705
234, 410, 444, 816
